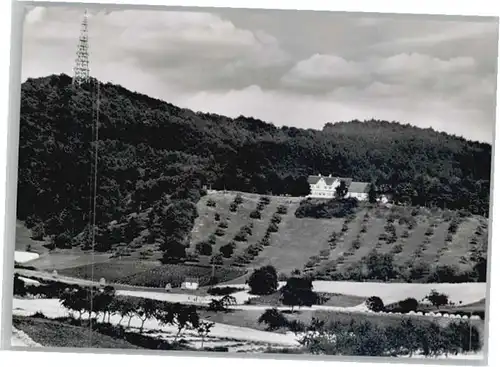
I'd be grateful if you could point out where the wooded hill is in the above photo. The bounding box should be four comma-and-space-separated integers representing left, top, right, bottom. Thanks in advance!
16, 74, 491, 262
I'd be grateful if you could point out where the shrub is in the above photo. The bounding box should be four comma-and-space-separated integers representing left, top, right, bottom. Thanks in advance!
258, 308, 288, 331
448, 219, 460, 234
425, 289, 449, 308
360, 225, 367, 233
214, 228, 225, 237
270, 213, 282, 224
208, 234, 217, 245
214, 213, 220, 221
281, 277, 318, 310
259, 196, 271, 205
341, 223, 349, 232
295, 198, 359, 219
425, 227, 434, 236
365, 296, 385, 312
219, 242, 236, 258
206, 199, 216, 207
249, 210, 261, 219
267, 222, 279, 233
397, 297, 419, 313
248, 266, 278, 295
196, 242, 213, 256
218, 221, 228, 229
233, 194, 243, 205
277, 205, 288, 215
229, 203, 238, 212
207, 286, 245, 296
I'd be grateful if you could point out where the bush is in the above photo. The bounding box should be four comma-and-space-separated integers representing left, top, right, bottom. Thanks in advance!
270, 213, 282, 224
229, 203, 238, 212
207, 286, 245, 296
206, 199, 216, 207
277, 205, 288, 215
448, 219, 460, 234
267, 222, 279, 233
260, 196, 271, 204
365, 296, 385, 312
248, 266, 278, 295
218, 221, 228, 229
397, 297, 419, 313
195, 241, 213, 256
249, 210, 261, 219
233, 194, 244, 205
281, 277, 318, 309
258, 308, 288, 331
214, 213, 220, 221
214, 228, 225, 237
219, 243, 236, 258
295, 198, 359, 219
208, 234, 217, 245
425, 289, 449, 308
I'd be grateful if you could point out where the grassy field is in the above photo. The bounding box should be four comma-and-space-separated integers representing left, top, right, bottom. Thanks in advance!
12, 316, 141, 349
245, 291, 366, 307
15, 221, 50, 255
58, 261, 246, 288
16, 191, 488, 287
190, 192, 489, 277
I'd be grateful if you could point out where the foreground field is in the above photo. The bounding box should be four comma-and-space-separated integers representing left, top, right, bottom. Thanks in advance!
11, 297, 485, 359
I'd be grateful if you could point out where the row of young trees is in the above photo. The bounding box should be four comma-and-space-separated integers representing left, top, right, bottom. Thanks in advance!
257, 307, 482, 357
15, 276, 216, 347
298, 317, 481, 357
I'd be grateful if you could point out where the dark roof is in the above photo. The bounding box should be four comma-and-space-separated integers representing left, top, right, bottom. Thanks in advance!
348, 182, 370, 193
308, 175, 353, 186
307, 176, 321, 184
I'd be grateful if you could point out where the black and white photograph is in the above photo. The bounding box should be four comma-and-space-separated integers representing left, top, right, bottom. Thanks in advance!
6, 2, 498, 362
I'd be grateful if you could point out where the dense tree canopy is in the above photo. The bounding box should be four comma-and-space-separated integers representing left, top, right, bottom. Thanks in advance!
17, 74, 491, 255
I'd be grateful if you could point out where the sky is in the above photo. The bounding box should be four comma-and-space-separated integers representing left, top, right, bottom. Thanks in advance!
21, 5, 499, 143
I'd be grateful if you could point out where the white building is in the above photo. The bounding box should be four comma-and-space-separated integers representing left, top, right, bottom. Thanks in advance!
181, 277, 199, 290
307, 174, 370, 200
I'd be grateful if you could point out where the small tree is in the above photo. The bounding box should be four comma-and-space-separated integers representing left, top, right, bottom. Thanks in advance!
13, 275, 27, 297
335, 180, 348, 199
250, 210, 261, 219
234, 194, 244, 205
258, 308, 288, 331
197, 321, 215, 348
219, 242, 235, 258
280, 277, 317, 311
248, 265, 278, 295
398, 297, 419, 313
196, 241, 213, 256
365, 296, 385, 312
136, 298, 157, 333
368, 183, 377, 204
425, 289, 449, 309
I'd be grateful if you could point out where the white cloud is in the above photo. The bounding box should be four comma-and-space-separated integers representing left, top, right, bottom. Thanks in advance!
20, 6, 497, 143
24, 7, 46, 24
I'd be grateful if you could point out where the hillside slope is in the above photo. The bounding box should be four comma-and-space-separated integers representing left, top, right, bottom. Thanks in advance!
16, 74, 491, 268
189, 192, 488, 282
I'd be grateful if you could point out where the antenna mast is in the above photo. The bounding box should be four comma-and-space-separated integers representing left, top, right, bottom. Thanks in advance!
73, 9, 90, 86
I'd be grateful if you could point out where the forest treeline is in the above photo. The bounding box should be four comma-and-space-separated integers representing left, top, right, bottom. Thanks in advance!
16, 74, 491, 255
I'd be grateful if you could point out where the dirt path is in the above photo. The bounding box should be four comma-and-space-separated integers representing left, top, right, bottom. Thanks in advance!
12, 298, 300, 347
11, 327, 43, 348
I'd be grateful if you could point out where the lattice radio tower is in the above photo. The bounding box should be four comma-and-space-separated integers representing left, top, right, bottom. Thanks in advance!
73, 9, 90, 86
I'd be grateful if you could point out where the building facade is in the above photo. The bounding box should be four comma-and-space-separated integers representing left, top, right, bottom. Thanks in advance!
307, 174, 370, 200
